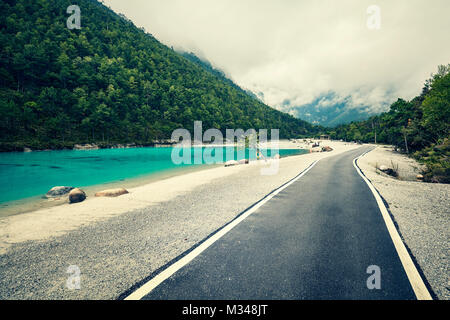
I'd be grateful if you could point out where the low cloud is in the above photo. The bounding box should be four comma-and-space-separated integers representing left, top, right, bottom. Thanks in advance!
103, 0, 450, 117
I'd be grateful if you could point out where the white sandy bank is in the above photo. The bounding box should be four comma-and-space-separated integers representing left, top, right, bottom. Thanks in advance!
0, 140, 358, 254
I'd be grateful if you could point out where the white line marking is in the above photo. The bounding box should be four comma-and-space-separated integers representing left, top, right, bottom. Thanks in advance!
124, 160, 320, 300
353, 148, 432, 300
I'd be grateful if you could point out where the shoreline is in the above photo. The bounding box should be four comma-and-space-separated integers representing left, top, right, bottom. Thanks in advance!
0, 140, 314, 217
0, 141, 358, 255
0, 163, 220, 219
0, 142, 361, 299
0, 138, 317, 153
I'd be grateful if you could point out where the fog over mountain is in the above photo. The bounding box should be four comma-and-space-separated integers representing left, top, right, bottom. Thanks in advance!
103, 0, 450, 126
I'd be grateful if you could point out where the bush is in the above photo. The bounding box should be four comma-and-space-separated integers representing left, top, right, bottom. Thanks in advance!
415, 138, 450, 183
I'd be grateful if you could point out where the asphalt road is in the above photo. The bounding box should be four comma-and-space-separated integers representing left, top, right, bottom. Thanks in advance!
141, 146, 417, 300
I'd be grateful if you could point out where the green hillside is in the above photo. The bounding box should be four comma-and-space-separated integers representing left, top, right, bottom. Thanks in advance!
0, 0, 319, 151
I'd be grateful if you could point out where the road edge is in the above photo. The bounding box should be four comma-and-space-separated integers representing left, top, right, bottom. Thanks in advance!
353, 148, 433, 300
120, 159, 321, 300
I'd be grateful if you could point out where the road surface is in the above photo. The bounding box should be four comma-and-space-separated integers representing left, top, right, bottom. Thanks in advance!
139, 146, 417, 300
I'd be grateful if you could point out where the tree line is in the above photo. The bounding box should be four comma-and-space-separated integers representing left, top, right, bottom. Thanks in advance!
328, 65, 449, 183
0, 0, 320, 152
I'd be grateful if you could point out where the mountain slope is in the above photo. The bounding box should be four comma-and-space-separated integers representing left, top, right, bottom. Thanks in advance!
279, 93, 376, 127
293, 102, 374, 127
0, 0, 319, 151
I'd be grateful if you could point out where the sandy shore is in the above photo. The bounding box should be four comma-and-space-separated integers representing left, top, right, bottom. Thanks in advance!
0, 140, 309, 218
2, 141, 446, 300
358, 145, 449, 299
0, 140, 355, 255
0, 163, 222, 219
0, 140, 364, 299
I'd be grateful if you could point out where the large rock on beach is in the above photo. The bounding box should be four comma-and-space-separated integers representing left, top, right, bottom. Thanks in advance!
46, 186, 74, 198
95, 188, 129, 197
224, 160, 238, 167
69, 188, 86, 203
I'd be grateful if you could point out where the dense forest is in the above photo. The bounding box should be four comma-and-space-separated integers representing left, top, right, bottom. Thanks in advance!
0, 0, 320, 151
328, 65, 450, 183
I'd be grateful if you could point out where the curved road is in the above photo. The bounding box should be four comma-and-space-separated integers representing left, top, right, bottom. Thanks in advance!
137, 146, 417, 300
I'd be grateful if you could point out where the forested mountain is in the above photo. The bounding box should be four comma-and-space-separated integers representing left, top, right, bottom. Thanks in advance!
0, 0, 319, 151
328, 65, 450, 183
291, 96, 375, 127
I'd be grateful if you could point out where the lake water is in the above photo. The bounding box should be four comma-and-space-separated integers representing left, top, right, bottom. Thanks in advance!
0, 147, 307, 205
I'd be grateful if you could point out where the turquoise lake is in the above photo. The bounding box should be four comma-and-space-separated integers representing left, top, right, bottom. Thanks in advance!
0, 147, 307, 204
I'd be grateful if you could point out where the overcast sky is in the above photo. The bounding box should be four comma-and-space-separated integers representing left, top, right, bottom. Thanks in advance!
102, 0, 450, 116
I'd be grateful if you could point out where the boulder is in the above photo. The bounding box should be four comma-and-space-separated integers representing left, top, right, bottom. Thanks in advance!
69, 188, 86, 203
321, 146, 333, 152
224, 160, 238, 167
23, 147, 32, 152
379, 165, 389, 172
46, 186, 74, 198
416, 174, 424, 180
95, 188, 129, 197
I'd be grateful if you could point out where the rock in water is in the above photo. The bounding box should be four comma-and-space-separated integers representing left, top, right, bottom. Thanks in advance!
73, 144, 99, 150
69, 188, 86, 203
95, 188, 129, 197
46, 186, 74, 198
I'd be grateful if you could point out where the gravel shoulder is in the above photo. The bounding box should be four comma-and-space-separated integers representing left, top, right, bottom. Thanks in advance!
0, 141, 359, 299
358, 145, 449, 300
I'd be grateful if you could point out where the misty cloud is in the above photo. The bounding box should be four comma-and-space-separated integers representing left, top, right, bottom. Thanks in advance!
103, 0, 450, 120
